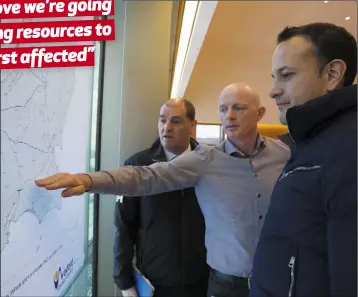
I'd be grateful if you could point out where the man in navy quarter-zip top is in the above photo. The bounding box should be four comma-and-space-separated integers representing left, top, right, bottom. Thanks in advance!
250, 23, 357, 297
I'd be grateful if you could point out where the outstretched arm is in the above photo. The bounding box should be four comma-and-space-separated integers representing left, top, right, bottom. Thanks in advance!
35, 145, 209, 197
89, 145, 207, 196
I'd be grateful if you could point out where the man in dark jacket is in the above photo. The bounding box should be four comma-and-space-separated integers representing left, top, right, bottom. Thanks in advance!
250, 23, 357, 297
114, 99, 208, 297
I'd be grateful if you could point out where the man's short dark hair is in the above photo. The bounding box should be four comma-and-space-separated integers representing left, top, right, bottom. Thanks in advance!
161, 99, 196, 121
277, 22, 357, 86
182, 99, 196, 121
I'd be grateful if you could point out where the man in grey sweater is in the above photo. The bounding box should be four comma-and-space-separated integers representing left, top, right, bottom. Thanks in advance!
35, 82, 290, 297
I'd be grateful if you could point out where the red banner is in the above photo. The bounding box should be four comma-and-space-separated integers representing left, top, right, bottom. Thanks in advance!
0, 19, 115, 44
0, 45, 95, 69
0, 0, 114, 19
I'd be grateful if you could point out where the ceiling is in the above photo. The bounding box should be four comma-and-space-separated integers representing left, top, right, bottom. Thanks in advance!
204, 0, 356, 51
184, 1, 357, 123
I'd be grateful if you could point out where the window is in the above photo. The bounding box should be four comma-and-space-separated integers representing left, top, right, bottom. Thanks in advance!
195, 122, 224, 146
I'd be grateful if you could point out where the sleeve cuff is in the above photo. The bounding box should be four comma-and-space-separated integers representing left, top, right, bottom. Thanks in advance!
86, 171, 112, 193
114, 275, 135, 291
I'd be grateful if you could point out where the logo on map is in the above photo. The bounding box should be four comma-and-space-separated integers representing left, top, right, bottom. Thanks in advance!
53, 258, 74, 290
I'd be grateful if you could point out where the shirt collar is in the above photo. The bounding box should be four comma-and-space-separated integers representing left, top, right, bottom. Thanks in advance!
224, 133, 266, 157
164, 143, 191, 161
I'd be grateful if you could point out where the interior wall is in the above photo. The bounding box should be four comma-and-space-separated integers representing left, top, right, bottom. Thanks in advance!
184, 1, 357, 125
185, 41, 280, 124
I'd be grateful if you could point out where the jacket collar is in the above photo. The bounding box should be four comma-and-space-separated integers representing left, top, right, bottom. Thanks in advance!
278, 133, 295, 149
286, 85, 357, 143
150, 137, 199, 162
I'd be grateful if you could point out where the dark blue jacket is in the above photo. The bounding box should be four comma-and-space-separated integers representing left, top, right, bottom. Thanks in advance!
113, 138, 208, 291
250, 85, 357, 297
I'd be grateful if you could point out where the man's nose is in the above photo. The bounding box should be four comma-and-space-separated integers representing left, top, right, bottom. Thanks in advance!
164, 121, 172, 131
226, 108, 235, 120
269, 86, 284, 100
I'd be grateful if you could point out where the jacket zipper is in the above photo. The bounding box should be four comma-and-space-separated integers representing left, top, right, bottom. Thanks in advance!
288, 256, 296, 297
279, 166, 321, 182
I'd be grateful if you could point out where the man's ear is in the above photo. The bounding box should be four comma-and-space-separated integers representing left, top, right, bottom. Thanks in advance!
258, 106, 266, 121
190, 120, 197, 138
326, 59, 347, 90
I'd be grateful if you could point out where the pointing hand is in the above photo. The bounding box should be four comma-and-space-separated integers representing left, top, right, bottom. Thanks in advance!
34, 173, 92, 198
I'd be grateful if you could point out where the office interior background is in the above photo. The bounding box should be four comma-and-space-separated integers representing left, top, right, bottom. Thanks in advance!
0, 1, 356, 297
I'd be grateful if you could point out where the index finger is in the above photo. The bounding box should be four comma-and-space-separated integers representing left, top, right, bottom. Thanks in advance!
44, 174, 80, 190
